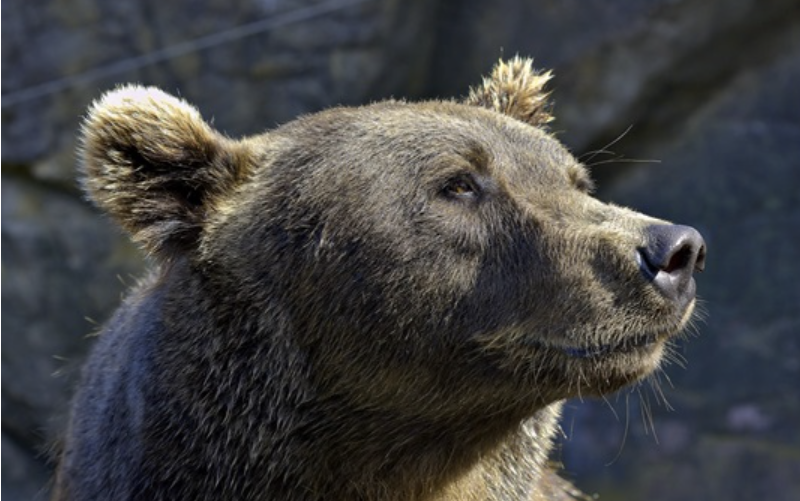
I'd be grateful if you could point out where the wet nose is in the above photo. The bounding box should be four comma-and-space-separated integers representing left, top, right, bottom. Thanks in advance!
637, 224, 707, 302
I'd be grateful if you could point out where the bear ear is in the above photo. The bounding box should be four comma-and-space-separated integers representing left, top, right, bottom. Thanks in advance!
464, 56, 554, 127
80, 85, 250, 260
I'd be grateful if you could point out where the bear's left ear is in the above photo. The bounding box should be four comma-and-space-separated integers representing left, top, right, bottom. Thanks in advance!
80, 85, 252, 259
464, 56, 554, 127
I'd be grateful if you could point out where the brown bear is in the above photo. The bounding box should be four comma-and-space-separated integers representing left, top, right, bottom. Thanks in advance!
54, 57, 706, 500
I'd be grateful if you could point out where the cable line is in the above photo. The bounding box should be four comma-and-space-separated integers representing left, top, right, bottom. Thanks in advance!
1, 0, 371, 108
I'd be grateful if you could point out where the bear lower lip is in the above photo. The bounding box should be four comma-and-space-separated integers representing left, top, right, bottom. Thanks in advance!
563, 345, 613, 358
529, 332, 661, 359
566, 333, 659, 358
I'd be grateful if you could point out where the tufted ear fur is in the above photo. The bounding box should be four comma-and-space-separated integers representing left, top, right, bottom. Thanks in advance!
465, 56, 554, 127
79, 85, 251, 259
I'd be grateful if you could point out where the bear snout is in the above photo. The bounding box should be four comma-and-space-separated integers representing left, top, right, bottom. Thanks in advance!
637, 224, 707, 304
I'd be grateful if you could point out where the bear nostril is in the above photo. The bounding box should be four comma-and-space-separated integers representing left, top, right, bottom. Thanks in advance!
639, 224, 706, 300
695, 245, 707, 273
663, 244, 694, 274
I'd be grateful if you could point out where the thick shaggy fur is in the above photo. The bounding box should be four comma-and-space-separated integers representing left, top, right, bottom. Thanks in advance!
55, 58, 701, 500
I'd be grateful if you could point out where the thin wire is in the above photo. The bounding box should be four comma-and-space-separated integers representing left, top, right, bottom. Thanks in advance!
1, 0, 371, 108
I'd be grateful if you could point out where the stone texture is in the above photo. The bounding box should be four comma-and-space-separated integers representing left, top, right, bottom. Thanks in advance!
429, 0, 799, 152
1, 0, 439, 180
3, 0, 800, 499
1, 177, 145, 500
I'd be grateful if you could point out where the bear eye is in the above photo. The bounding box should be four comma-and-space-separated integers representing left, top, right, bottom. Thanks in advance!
441, 175, 480, 202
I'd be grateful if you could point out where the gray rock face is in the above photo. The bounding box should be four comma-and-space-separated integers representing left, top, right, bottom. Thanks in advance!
2, 0, 438, 177
2, 177, 145, 500
430, 0, 800, 152
3, 0, 800, 499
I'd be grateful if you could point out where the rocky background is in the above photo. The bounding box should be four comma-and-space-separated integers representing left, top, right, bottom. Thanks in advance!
2, 0, 799, 499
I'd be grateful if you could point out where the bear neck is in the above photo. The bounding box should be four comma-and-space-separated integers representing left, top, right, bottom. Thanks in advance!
157, 263, 564, 500
282, 398, 565, 501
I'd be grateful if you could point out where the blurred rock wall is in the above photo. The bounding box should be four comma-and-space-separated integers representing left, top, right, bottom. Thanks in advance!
3, 0, 799, 499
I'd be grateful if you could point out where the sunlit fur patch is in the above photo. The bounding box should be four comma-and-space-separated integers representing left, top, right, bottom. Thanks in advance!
679, 298, 696, 327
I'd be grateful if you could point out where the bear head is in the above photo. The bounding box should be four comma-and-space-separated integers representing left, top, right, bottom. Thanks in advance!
80, 57, 705, 422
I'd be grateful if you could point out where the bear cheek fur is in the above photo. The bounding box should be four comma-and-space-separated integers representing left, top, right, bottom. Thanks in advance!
200, 150, 506, 418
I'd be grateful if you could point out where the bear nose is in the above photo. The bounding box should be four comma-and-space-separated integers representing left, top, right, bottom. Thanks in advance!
637, 224, 707, 302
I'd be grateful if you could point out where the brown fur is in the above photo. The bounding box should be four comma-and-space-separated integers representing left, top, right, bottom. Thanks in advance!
56, 58, 701, 500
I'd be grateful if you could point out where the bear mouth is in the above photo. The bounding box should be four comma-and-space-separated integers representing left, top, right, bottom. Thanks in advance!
525, 332, 664, 359
559, 332, 660, 358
